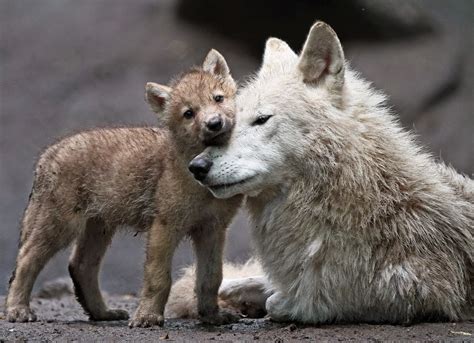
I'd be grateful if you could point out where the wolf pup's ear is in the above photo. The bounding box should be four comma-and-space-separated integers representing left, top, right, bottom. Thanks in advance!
298, 21, 345, 88
260, 37, 297, 76
203, 49, 230, 77
145, 82, 172, 115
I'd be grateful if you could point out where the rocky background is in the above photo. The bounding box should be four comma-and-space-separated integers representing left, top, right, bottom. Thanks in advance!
0, 0, 472, 296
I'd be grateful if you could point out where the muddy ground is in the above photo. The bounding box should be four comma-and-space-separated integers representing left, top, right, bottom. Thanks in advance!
1, 295, 473, 341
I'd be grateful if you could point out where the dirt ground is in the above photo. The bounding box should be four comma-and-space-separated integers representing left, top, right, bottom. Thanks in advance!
1, 295, 473, 341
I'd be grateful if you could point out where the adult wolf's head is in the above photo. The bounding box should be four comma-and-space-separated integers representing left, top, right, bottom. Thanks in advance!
190, 22, 348, 198
145, 49, 237, 155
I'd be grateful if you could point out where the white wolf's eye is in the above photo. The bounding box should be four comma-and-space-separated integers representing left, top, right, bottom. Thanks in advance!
253, 115, 272, 126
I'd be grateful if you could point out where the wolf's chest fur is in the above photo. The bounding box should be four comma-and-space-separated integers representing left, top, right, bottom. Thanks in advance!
250, 192, 353, 282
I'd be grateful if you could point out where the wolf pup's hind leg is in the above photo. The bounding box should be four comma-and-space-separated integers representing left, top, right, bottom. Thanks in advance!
6, 201, 72, 322
68, 218, 128, 321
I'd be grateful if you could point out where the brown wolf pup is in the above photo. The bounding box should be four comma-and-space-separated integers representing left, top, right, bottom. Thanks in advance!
5, 50, 243, 328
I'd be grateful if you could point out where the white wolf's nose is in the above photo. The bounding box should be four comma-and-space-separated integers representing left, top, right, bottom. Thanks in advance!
188, 157, 213, 181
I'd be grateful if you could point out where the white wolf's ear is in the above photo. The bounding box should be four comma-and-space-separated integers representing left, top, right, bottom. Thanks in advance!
298, 21, 345, 87
203, 49, 230, 77
260, 38, 297, 76
145, 82, 171, 115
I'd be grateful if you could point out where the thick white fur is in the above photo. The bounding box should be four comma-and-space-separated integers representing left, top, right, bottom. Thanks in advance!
168, 22, 473, 324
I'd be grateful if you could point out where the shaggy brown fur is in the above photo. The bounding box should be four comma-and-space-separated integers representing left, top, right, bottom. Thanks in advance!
5, 50, 243, 328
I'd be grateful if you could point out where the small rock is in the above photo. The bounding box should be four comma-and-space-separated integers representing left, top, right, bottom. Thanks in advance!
450, 331, 472, 336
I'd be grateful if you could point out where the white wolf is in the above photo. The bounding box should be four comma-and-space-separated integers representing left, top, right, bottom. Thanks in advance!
180, 22, 474, 324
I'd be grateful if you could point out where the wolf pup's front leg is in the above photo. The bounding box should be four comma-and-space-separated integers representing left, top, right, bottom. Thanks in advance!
192, 226, 240, 325
129, 219, 180, 328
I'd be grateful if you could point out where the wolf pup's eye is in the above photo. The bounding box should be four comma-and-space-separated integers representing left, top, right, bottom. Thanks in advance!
183, 109, 194, 119
253, 115, 272, 125
214, 95, 224, 103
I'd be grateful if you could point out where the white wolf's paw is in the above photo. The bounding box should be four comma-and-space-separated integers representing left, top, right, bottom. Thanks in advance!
91, 309, 129, 321
6, 306, 37, 322
200, 310, 241, 325
219, 277, 268, 318
265, 292, 291, 322
129, 313, 164, 328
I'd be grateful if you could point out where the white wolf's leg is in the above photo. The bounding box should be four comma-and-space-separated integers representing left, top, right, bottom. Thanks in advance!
165, 266, 198, 318
219, 276, 272, 318
68, 219, 128, 321
265, 292, 293, 322
165, 259, 268, 319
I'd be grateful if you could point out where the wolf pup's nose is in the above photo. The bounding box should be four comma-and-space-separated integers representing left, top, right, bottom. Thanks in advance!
188, 157, 213, 181
206, 116, 223, 132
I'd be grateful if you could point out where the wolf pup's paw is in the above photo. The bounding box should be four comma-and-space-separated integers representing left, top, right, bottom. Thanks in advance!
129, 313, 164, 328
6, 306, 37, 323
91, 309, 129, 321
200, 310, 241, 325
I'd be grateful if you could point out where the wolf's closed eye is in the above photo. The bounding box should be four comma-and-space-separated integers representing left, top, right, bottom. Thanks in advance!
253, 115, 272, 126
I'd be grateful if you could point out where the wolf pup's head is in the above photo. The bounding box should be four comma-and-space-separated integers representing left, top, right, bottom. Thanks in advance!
189, 22, 349, 198
145, 49, 237, 153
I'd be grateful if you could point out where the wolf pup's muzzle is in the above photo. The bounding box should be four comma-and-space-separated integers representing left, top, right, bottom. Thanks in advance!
201, 115, 233, 146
